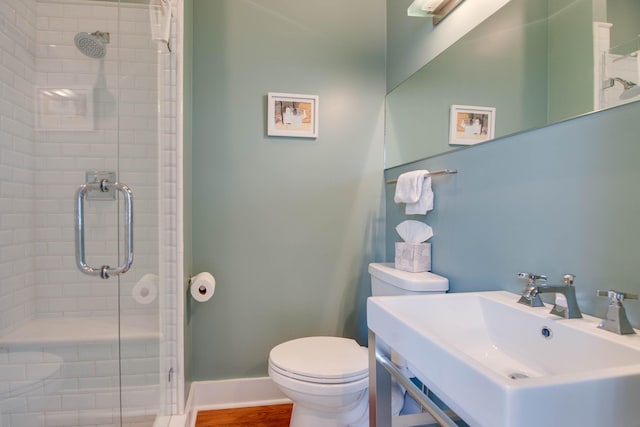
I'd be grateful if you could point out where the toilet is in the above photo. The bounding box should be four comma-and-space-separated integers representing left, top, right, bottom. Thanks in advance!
268, 262, 448, 427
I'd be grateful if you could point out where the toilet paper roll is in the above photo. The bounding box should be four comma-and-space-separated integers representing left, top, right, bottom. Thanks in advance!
132, 273, 159, 304
190, 272, 216, 302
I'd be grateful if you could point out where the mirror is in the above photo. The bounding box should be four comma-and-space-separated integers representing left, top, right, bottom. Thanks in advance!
385, 0, 640, 168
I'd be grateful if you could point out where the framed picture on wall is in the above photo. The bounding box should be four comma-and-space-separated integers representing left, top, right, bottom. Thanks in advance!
449, 104, 495, 146
267, 92, 319, 138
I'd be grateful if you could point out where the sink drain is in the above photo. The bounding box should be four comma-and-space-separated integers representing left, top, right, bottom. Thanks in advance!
508, 372, 529, 380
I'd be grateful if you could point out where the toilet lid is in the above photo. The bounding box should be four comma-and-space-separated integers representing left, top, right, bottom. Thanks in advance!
269, 336, 368, 383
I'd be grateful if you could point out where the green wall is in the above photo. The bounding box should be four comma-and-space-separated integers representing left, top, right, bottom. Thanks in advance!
385, 101, 640, 327
190, 0, 386, 380
546, 0, 595, 123
608, 0, 640, 51
385, 0, 510, 91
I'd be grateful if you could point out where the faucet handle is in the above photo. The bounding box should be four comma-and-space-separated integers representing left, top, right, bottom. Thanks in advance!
562, 274, 576, 285
517, 272, 547, 285
597, 290, 639, 304
597, 290, 637, 335
517, 273, 546, 307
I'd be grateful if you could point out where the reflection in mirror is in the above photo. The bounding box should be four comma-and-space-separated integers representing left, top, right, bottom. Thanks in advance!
407, 0, 465, 25
385, 0, 640, 168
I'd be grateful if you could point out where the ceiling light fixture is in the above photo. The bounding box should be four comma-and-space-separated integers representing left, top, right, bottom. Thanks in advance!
407, 0, 465, 25
407, 0, 445, 17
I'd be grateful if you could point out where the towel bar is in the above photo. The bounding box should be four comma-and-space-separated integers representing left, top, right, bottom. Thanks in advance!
386, 169, 457, 184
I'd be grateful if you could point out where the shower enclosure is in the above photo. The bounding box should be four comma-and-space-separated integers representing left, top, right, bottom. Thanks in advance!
595, 16, 640, 110
600, 35, 640, 108
0, 0, 181, 425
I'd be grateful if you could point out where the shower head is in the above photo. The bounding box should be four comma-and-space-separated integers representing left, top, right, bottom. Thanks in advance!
605, 77, 640, 100
617, 78, 640, 100
74, 31, 110, 59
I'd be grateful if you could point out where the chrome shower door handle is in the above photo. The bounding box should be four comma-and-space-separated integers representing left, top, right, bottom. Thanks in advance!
75, 180, 134, 279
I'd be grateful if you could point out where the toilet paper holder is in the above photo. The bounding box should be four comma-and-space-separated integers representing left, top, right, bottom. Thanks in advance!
190, 272, 216, 302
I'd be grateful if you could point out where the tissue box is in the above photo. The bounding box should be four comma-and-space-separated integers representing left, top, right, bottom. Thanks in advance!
395, 242, 431, 272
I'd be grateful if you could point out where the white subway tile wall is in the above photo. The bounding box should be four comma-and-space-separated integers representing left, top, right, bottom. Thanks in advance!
0, 337, 160, 426
0, 0, 38, 342
34, 0, 158, 320
598, 24, 640, 109
0, 0, 179, 424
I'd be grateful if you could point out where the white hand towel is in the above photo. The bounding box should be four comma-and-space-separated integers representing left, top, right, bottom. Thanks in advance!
406, 180, 433, 215
394, 170, 434, 215
394, 170, 426, 203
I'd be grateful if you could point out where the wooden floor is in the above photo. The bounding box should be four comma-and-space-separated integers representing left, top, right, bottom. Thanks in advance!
195, 404, 293, 427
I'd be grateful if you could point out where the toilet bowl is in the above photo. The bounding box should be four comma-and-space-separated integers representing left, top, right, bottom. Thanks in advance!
269, 336, 369, 427
268, 263, 449, 426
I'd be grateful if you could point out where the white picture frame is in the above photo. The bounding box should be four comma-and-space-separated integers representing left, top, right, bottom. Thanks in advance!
267, 92, 319, 138
449, 104, 495, 145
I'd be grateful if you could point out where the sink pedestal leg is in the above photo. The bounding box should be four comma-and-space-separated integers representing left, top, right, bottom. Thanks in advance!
369, 329, 392, 427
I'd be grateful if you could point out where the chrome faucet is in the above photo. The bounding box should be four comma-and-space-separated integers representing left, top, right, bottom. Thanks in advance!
517, 273, 582, 318
597, 290, 637, 335
517, 272, 547, 307
535, 274, 582, 319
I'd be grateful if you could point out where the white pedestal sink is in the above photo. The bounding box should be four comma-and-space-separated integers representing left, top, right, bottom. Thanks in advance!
367, 291, 640, 427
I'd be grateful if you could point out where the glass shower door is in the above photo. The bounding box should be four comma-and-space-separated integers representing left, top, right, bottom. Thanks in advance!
0, 0, 176, 425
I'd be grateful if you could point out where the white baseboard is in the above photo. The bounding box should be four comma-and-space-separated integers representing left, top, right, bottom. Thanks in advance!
155, 415, 188, 427
184, 377, 291, 427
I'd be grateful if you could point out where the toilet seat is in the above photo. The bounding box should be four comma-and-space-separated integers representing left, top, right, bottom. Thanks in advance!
269, 336, 368, 384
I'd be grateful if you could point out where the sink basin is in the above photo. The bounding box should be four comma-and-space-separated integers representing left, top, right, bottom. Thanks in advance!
367, 290, 640, 427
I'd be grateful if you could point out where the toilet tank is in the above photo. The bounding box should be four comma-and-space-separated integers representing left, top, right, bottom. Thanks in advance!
368, 263, 448, 296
